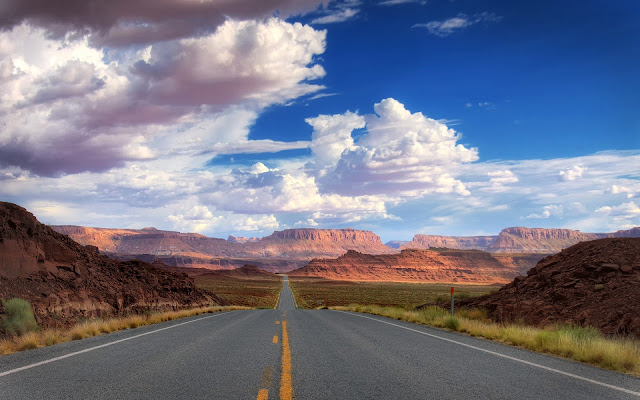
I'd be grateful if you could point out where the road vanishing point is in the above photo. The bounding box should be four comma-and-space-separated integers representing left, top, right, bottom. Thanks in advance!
1, 276, 639, 399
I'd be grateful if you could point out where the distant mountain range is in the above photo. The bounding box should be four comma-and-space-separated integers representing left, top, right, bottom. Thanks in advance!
50, 224, 640, 273
396, 227, 640, 253
50, 226, 393, 272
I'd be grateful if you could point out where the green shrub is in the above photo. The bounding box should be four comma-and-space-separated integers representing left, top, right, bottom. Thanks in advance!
1, 298, 39, 336
444, 316, 460, 331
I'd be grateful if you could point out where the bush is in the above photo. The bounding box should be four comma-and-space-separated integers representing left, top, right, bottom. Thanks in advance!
444, 316, 460, 331
0, 298, 39, 336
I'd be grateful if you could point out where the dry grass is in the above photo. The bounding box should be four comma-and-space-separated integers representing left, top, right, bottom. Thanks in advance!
333, 304, 640, 376
288, 277, 494, 309
195, 275, 283, 308
0, 306, 248, 356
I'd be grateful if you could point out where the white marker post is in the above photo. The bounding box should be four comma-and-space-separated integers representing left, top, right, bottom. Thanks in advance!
450, 286, 454, 317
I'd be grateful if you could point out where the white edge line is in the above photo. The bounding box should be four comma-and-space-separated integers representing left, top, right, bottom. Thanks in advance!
275, 277, 283, 309
0, 311, 232, 378
335, 310, 640, 397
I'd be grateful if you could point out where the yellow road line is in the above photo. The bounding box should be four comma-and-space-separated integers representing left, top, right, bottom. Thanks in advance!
257, 388, 269, 400
273, 335, 279, 344
280, 320, 293, 400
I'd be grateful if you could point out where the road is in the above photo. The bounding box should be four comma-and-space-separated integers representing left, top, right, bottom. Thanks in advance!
0, 276, 638, 399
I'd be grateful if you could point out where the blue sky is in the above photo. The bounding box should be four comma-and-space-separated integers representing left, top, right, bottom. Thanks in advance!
0, 0, 638, 242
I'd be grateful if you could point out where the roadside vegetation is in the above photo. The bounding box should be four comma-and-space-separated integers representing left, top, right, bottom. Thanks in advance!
0, 305, 249, 356
194, 275, 283, 308
332, 304, 640, 376
0, 298, 39, 336
288, 277, 494, 309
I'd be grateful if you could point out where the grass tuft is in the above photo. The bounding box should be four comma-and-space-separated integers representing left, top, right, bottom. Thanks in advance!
443, 316, 460, 331
1, 298, 39, 336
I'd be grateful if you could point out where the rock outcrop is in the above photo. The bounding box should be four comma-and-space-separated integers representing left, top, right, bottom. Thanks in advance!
462, 238, 640, 336
289, 248, 519, 284
400, 226, 640, 254
0, 202, 217, 328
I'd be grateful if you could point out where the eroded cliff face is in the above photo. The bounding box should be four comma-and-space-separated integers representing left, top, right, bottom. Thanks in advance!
248, 228, 394, 259
487, 227, 600, 253
401, 227, 640, 254
0, 203, 216, 328
463, 238, 640, 336
289, 248, 518, 284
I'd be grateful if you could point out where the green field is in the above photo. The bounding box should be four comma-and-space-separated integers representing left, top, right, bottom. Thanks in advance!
288, 276, 497, 309
194, 275, 283, 308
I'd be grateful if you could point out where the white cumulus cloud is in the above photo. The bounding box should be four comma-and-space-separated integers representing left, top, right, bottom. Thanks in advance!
559, 165, 585, 181
0, 18, 326, 176
313, 98, 478, 196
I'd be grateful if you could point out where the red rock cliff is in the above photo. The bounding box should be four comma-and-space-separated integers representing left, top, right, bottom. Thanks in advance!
487, 227, 600, 253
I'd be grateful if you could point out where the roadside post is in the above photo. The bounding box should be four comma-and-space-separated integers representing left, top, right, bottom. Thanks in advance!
450, 286, 454, 317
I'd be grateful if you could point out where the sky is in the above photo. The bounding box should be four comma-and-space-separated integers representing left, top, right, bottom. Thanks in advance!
0, 0, 638, 242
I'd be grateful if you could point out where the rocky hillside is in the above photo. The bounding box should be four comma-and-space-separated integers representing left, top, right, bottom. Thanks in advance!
462, 238, 640, 336
0, 202, 216, 328
401, 226, 640, 254
51, 226, 394, 272
289, 248, 519, 284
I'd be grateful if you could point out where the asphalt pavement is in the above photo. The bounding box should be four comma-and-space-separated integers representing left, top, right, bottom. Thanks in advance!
0, 276, 638, 399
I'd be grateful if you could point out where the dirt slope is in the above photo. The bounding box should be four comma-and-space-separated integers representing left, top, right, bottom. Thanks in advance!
462, 238, 640, 335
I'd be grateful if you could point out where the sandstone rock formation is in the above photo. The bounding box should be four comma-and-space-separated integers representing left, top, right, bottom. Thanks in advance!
289, 248, 519, 284
462, 238, 640, 336
52, 226, 394, 272
400, 226, 640, 254
0, 202, 217, 328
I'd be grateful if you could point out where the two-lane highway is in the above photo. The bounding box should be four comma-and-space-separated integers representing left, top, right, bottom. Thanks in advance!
1, 276, 639, 399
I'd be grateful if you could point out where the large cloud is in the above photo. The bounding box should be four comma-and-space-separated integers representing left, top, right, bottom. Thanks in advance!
0, 0, 325, 46
0, 18, 325, 176
311, 98, 478, 196
130, 18, 326, 107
